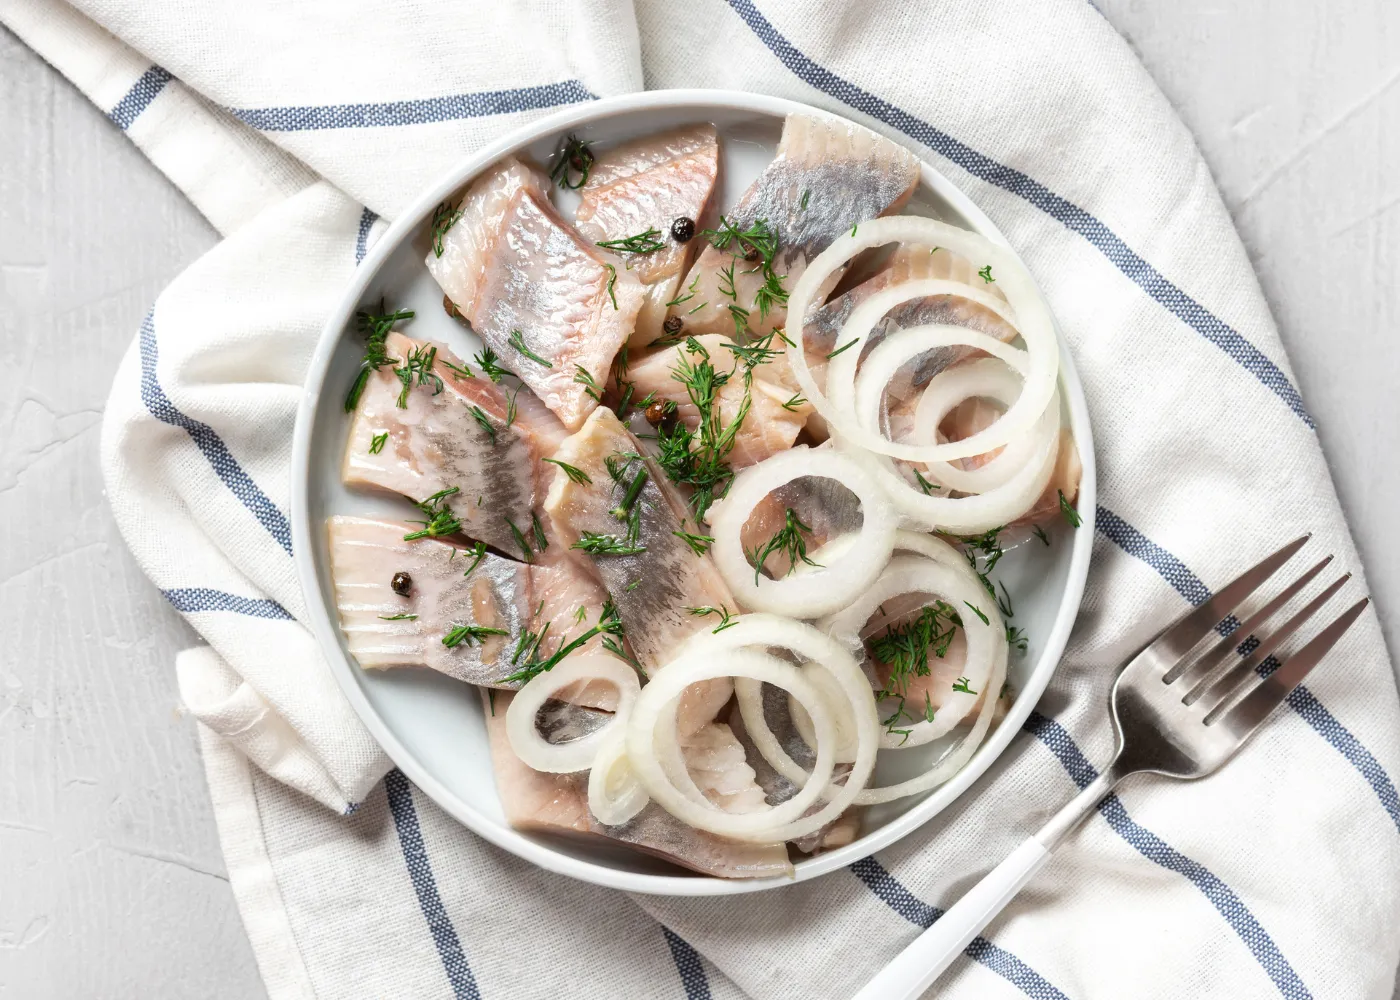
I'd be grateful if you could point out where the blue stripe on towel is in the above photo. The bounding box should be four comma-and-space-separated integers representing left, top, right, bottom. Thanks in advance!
355, 207, 379, 264
722, 0, 1312, 428
1024, 712, 1313, 999
138, 314, 294, 555
662, 927, 712, 1000
849, 857, 1071, 999
162, 587, 294, 620
226, 80, 596, 132
384, 770, 482, 1000
108, 65, 174, 131
1095, 505, 1400, 833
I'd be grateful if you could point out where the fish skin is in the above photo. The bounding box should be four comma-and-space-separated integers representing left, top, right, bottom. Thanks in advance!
543, 406, 736, 732
427, 157, 643, 431
738, 468, 866, 577
327, 515, 616, 709
625, 334, 813, 470
575, 125, 720, 347
483, 690, 792, 879
668, 112, 920, 339
343, 332, 554, 557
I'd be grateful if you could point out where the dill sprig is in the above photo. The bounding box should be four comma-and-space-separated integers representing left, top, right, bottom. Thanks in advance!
505, 385, 520, 429
531, 512, 548, 553
721, 331, 782, 370
462, 541, 487, 578
442, 623, 510, 649
673, 527, 714, 556
440, 357, 473, 380
378, 613, 417, 621
1031, 524, 1051, 546
869, 600, 962, 733
572, 532, 646, 556
602, 263, 618, 309
543, 457, 592, 486
685, 604, 738, 633
549, 134, 595, 190
402, 487, 461, 540
701, 217, 788, 326
608, 467, 648, 522
395, 344, 444, 407
952, 676, 978, 694
654, 339, 751, 520
508, 329, 553, 368
469, 405, 497, 445
915, 469, 941, 494
1006, 625, 1028, 652
574, 365, 603, 402
963, 602, 990, 625
505, 517, 533, 563
1058, 490, 1082, 528
978, 264, 995, 283
666, 272, 702, 308
744, 507, 820, 585
369, 432, 388, 454
826, 337, 860, 361
502, 601, 624, 685
430, 201, 464, 258
474, 346, 509, 383
780, 392, 807, 412
596, 228, 665, 254
345, 303, 414, 411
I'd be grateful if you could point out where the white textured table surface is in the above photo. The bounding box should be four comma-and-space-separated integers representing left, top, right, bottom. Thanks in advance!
1, 4, 1396, 997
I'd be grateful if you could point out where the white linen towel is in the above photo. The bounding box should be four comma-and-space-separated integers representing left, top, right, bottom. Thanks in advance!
3, 0, 1398, 996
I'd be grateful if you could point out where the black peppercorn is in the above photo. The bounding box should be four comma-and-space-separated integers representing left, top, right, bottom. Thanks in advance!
390, 571, 412, 596
644, 401, 668, 426
670, 216, 696, 243
662, 315, 683, 336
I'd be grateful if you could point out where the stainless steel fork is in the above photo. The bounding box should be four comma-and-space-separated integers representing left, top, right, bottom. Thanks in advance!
854, 535, 1370, 1000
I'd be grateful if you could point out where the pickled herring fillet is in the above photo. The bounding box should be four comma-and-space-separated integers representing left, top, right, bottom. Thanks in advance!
543, 407, 736, 732
483, 690, 791, 879
426, 156, 643, 431
668, 112, 919, 339
575, 124, 720, 346
343, 332, 558, 557
327, 516, 616, 708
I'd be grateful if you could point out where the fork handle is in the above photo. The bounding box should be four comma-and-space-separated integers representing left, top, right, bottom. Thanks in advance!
853, 766, 1122, 1000
851, 838, 1050, 1000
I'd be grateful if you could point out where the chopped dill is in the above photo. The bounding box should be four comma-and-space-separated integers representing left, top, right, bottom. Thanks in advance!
440, 357, 474, 380
1006, 625, 1028, 653
531, 512, 549, 552
502, 602, 624, 685
442, 622, 511, 648
549, 134, 594, 190
826, 338, 859, 361
543, 457, 592, 486
462, 541, 487, 578
609, 467, 648, 522
378, 613, 418, 621
914, 469, 940, 494
686, 604, 738, 633
602, 263, 618, 309
952, 676, 978, 694
572, 532, 646, 556
394, 344, 443, 407
963, 602, 990, 625
869, 600, 961, 733
1031, 524, 1051, 546
508, 328, 553, 368
673, 527, 714, 556
978, 264, 995, 283
505, 385, 520, 429
573, 365, 603, 402
666, 272, 702, 308
654, 339, 751, 520
799, 189, 810, 211
625, 579, 642, 593
722, 331, 782, 370
780, 392, 807, 412
505, 516, 533, 562
345, 303, 414, 411
1058, 490, 1082, 528
369, 432, 388, 454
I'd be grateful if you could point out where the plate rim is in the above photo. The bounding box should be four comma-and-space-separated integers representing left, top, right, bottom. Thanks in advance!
291, 87, 1097, 897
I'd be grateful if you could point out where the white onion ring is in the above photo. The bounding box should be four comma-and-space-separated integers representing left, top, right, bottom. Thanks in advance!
587, 727, 649, 826
788, 216, 1059, 462
910, 358, 1045, 494
505, 655, 640, 773
821, 555, 1000, 749
707, 446, 897, 618
625, 648, 841, 841
788, 663, 860, 764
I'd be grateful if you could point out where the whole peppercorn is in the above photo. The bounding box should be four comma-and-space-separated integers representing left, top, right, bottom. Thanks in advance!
670, 217, 696, 243
645, 400, 673, 428
662, 315, 684, 336
390, 571, 412, 596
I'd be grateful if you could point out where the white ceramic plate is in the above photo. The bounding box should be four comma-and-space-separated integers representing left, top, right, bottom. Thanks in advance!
291, 90, 1096, 896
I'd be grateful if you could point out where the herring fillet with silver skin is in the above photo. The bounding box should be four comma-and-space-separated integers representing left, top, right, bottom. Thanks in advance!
543, 406, 736, 733
326, 516, 616, 709
625, 334, 814, 469
482, 690, 791, 879
574, 124, 720, 346
426, 156, 643, 431
668, 111, 920, 338
343, 332, 553, 557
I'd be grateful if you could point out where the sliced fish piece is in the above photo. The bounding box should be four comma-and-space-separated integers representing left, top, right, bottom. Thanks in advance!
343, 332, 560, 556
575, 125, 720, 346
625, 334, 813, 469
327, 515, 616, 708
543, 406, 736, 732
668, 112, 919, 339
483, 690, 792, 879
737, 468, 866, 579
427, 157, 643, 431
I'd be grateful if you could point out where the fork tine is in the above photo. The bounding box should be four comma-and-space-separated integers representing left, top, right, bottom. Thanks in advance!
1191, 573, 1351, 713
1164, 555, 1333, 688
1214, 597, 1370, 736
1130, 534, 1310, 674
